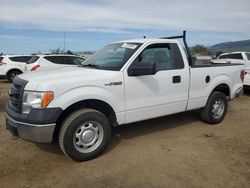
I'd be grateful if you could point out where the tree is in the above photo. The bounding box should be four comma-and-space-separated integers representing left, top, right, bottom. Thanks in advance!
65, 50, 75, 55
49, 48, 75, 54
191, 44, 213, 56
49, 48, 62, 54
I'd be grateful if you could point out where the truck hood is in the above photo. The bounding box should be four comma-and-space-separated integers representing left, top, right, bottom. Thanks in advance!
19, 67, 122, 91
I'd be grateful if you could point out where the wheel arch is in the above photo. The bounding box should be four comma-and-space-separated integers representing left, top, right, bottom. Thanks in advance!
211, 83, 230, 98
202, 83, 230, 109
6, 68, 23, 75
53, 99, 117, 140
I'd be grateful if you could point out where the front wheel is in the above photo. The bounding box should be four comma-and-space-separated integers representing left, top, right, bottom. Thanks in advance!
59, 108, 111, 162
200, 91, 228, 124
7, 70, 22, 82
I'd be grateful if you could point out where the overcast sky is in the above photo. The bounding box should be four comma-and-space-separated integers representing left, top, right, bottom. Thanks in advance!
0, 0, 249, 54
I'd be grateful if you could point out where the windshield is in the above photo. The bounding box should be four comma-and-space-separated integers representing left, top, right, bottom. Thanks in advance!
81, 42, 141, 71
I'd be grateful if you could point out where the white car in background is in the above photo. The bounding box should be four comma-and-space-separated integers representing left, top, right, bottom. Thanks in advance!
244, 67, 250, 92
212, 52, 250, 92
0, 55, 33, 82
25, 54, 85, 72
212, 52, 250, 67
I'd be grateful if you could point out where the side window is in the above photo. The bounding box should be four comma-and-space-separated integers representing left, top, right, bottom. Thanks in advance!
44, 56, 57, 63
54, 56, 65, 64
219, 54, 229, 59
72, 57, 85, 65
63, 56, 77, 65
220, 53, 244, 60
229, 53, 243, 60
21, 56, 33, 62
45, 56, 82, 65
134, 43, 184, 72
9, 56, 32, 63
9, 57, 16, 61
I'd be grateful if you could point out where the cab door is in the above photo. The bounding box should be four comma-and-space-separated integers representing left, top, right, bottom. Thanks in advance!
124, 43, 189, 124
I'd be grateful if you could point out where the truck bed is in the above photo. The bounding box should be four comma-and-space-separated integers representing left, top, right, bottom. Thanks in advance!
191, 63, 243, 68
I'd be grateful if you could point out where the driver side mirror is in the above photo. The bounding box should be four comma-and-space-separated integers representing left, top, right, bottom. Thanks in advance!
128, 61, 156, 76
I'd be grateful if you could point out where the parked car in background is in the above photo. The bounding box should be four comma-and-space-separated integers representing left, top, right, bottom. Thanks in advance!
212, 52, 250, 67
0, 55, 33, 82
244, 67, 250, 93
25, 54, 85, 72
212, 52, 250, 92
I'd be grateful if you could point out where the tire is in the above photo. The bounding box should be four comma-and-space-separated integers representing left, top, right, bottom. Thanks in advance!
7, 70, 22, 82
59, 108, 111, 162
200, 91, 227, 124
243, 87, 250, 95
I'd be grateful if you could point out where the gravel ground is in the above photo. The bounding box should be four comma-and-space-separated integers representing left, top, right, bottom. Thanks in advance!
0, 79, 250, 188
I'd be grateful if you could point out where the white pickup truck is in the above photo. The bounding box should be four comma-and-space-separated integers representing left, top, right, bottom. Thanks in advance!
212, 52, 250, 92
5, 31, 244, 161
212, 52, 250, 67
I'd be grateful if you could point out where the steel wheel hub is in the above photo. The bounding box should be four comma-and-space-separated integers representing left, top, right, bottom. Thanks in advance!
212, 99, 225, 119
10, 73, 17, 80
73, 121, 104, 153
81, 130, 95, 143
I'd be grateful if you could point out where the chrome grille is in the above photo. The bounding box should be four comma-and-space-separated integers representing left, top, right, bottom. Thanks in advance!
9, 77, 28, 112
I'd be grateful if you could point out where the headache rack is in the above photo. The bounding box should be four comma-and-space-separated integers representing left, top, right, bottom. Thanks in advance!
160, 30, 193, 66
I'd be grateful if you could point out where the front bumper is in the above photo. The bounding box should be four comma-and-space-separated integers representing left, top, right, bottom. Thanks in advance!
5, 103, 63, 143
6, 113, 56, 143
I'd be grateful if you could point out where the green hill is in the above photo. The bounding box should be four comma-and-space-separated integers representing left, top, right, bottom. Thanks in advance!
209, 39, 250, 52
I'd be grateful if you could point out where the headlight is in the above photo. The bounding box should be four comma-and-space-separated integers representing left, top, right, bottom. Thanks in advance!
22, 91, 54, 114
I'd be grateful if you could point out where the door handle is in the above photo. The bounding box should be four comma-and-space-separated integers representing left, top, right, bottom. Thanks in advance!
172, 76, 181, 83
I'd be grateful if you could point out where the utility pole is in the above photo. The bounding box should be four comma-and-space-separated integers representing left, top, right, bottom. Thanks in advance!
63, 31, 66, 52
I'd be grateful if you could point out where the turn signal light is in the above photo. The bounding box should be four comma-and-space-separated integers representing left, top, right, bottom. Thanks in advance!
41, 92, 54, 109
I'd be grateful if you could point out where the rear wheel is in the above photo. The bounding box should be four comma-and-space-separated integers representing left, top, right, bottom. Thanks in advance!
59, 108, 111, 162
200, 91, 227, 124
7, 70, 22, 82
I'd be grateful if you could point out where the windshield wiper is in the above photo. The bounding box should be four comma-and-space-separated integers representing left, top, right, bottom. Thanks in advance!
79, 63, 100, 69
